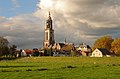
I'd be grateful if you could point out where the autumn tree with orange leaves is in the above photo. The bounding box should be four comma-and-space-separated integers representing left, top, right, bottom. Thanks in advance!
92, 36, 113, 51
111, 38, 120, 55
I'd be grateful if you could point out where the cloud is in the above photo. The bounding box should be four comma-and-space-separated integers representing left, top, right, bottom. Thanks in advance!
35, 0, 120, 44
0, 14, 44, 49
0, 0, 120, 49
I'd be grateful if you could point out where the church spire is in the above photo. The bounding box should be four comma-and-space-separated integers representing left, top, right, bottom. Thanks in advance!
49, 11, 51, 17
48, 11, 52, 20
46, 11, 52, 29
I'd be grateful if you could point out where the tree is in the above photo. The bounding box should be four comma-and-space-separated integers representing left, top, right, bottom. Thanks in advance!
44, 48, 53, 56
32, 48, 40, 56
9, 45, 17, 57
111, 38, 120, 55
92, 36, 113, 51
0, 36, 9, 56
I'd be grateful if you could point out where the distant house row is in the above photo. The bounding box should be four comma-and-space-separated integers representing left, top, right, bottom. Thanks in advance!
47, 42, 115, 57
53, 43, 115, 57
15, 48, 41, 57
16, 43, 115, 57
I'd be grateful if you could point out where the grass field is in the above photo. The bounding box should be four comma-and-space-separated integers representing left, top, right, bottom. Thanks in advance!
0, 57, 120, 79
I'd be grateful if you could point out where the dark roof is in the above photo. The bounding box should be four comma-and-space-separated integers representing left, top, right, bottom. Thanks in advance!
58, 43, 65, 48
98, 48, 111, 55
87, 45, 91, 49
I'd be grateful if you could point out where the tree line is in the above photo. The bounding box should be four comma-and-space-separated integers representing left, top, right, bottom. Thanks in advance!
92, 36, 120, 55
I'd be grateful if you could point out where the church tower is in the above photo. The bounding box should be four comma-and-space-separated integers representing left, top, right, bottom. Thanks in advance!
44, 12, 55, 48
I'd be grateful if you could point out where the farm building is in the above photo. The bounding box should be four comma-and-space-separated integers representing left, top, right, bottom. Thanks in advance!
91, 48, 111, 57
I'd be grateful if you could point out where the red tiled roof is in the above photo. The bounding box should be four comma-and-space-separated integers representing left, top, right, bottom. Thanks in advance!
24, 49, 32, 54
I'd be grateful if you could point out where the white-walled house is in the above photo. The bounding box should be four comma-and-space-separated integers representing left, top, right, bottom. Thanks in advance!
77, 43, 92, 56
21, 50, 27, 57
91, 48, 111, 57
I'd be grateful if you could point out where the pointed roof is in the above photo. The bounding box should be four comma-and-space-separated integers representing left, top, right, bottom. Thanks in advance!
98, 48, 111, 55
58, 43, 66, 48
49, 11, 51, 16
48, 11, 52, 20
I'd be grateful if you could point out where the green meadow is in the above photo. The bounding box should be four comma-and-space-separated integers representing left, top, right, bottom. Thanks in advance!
0, 57, 120, 79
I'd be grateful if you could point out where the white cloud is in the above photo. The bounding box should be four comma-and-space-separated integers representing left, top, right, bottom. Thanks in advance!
35, 0, 120, 45
0, 0, 120, 49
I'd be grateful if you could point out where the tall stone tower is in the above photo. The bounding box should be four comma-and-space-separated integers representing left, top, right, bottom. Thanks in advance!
43, 12, 55, 49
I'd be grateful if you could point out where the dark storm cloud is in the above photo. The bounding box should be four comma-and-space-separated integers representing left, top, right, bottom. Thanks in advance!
0, 14, 44, 49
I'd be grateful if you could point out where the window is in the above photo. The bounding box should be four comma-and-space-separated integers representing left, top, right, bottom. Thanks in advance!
46, 32, 48, 40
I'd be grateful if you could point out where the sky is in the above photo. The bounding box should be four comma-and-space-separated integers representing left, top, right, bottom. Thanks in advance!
0, 0, 120, 49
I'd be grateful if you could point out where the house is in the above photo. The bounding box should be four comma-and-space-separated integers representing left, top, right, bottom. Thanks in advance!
39, 48, 44, 56
52, 43, 65, 50
21, 49, 32, 57
91, 48, 111, 57
77, 43, 92, 56
52, 42, 74, 56
21, 50, 27, 57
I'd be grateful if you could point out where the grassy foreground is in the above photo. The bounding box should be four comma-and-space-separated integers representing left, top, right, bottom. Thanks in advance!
0, 57, 120, 79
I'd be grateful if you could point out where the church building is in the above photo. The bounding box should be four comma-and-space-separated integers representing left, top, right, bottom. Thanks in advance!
43, 12, 55, 49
